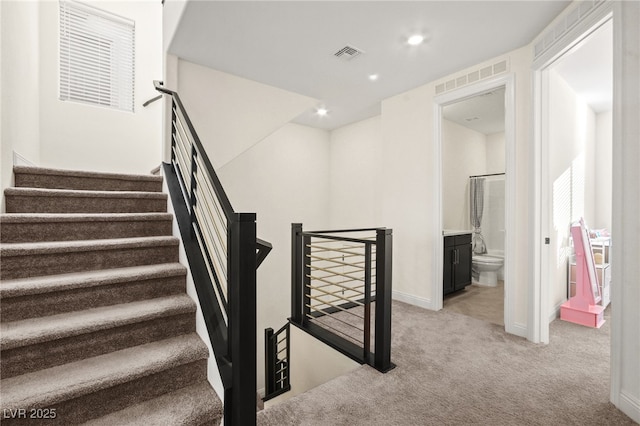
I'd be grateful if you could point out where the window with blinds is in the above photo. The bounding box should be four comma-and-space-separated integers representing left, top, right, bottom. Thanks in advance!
59, 0, 135, 112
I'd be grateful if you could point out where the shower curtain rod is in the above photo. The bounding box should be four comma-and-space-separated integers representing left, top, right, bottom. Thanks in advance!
469, 172, 506, 178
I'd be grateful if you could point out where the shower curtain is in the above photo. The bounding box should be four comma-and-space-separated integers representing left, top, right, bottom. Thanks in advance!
470, 177, 487, 254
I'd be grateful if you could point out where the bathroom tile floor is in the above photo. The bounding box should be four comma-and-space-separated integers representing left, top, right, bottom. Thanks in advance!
443, 281, 504, 326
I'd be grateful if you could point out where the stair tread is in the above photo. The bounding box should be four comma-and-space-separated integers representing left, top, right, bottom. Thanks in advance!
82, 381, 222, 426
5, 187, 167, 199
0, 212, 172, 223
13, 166, 163, 183
0, 333, 208, 408
0, 263, 186, 297
0, 236, 179, 256
1, 294, 196, 350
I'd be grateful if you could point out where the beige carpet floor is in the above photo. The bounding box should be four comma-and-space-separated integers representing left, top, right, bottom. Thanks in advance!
258, 300, 635, 425
443, 281, 504, 326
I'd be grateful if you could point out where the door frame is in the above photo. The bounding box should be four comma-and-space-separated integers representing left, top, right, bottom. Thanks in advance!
529, 1, 613, 345
433, 73, 519, 336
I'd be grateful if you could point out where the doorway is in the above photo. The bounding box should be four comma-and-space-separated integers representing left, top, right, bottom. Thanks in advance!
433, 74, 519, 335
441, 88, 506, 326
541, 19, 613, 333
531, 6, 614, 344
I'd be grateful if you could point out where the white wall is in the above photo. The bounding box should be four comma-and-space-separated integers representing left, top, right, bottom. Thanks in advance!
176, 59, 317, 169
162, 0, 187, 52
37, 1, 163, 175
217, 122, 331, 391
328, 116, 382, 228
378, 46, 532, 326
442, 119, 486, 231
612, 2, 640, 421
486, 132, 505, 174
595, 110, 612, 231
547, 69, 597, 313
0, 0, 41, 211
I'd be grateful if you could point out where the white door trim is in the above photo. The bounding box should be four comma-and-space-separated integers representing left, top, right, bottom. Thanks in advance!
433, 73, 518, 336
529, 0, 613, 344
529, 1, 640, 422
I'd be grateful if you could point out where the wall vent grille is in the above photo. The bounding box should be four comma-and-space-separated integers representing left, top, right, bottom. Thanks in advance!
533, 0, 607, 60
435, 59, 509, 95
334, 45, 364, 60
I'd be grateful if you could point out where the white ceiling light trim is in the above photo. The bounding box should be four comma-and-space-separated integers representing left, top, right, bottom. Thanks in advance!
407, 34, 425, 46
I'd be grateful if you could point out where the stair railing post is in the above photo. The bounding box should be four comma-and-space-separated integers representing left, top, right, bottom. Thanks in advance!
284, 323, 290, 389
228, 213, 257, 426
374, 228, 393, 372
363, 242, 372, 362
291, 224, 303, 324
264, 328, 275, 397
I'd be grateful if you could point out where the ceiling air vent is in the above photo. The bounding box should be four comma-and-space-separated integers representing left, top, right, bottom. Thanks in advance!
334, 45, 364, 60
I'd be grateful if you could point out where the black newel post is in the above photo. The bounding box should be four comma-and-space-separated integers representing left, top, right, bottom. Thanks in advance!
228, 213, 257, 426
291, 223, 303, 324
374, 228, 394, 372
264, 328, 275, 396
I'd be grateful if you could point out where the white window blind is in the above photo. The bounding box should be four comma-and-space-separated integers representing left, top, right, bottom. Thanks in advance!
59, 0, 135, 112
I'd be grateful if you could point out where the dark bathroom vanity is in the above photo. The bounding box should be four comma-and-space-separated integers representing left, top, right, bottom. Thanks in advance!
443, 231, 472, 295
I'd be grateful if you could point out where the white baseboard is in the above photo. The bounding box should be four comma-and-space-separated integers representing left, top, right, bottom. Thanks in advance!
549, 300, 563, 323
13, 151, 36, 166
508, 322, 528, 338
392, 290, 435, 310
619, 390, 640, 424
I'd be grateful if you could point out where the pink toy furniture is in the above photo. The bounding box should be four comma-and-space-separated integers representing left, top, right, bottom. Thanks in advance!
560, 219, 605, 328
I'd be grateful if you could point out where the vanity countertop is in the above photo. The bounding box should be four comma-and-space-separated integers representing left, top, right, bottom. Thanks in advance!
443, 230, 473, 237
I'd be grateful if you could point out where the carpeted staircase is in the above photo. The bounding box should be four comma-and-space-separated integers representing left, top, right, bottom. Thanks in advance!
0, 166, 223, 425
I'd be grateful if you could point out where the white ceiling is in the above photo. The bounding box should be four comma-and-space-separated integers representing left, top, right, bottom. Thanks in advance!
552, 20, 613, 113
169, 1, 570, 130
443, 87, 506, 135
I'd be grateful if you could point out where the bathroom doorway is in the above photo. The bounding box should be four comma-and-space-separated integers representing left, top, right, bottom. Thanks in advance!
441, 88, 506, 326
433, 74, 518, 335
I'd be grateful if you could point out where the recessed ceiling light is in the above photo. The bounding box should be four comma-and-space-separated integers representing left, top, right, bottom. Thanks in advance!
316, 107, 328, 117
407, 34, 425, 46
369, 74, 379, 81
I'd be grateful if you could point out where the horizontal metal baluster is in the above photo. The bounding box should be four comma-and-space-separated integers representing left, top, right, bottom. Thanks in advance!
306, 295, 365, 318
307, 266, 365, 282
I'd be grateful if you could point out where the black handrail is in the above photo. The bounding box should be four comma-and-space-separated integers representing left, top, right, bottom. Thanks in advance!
142, 94, 162, 107
263, 322, 291, 401
256, 238, 273, 268
290, 223, 395, 373
156, 81, 269, 426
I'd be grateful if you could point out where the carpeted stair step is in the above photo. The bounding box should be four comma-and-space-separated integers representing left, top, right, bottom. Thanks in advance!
83, 381, 223, 426
0, 236, 179, 280
0, 213, 173, 243
4, 187, 167, 214
0, 334, 210, 425
0, 264, 187, 322
13, 166, 163, 192
1, 295, 197, 378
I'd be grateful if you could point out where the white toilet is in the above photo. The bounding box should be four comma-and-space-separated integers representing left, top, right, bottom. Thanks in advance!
472, 254, 504, 287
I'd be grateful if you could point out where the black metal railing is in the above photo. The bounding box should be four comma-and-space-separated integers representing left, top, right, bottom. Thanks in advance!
291, 224, 394, 373
155, 81, 271, 426
263, 323, 291, 401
